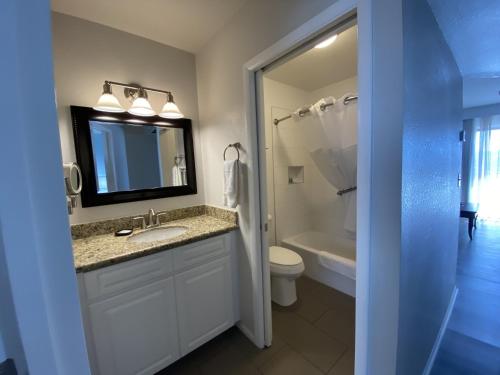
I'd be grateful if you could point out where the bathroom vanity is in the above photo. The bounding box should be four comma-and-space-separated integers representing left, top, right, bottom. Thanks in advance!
73, 207, 239, 375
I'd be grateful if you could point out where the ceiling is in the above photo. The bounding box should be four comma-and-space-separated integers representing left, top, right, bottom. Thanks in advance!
51, 0, 247, 53
428, 0, 500, 108
265, 25, 358, 92
428, 0, 500, 78
463, 77, 500, 108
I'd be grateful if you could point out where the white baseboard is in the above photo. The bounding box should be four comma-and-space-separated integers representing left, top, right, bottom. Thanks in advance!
237, 321, 259, 347
422, 287, 459, 375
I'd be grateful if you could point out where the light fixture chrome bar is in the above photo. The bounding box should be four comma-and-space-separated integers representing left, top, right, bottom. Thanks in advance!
105, 80, 172, 95
337, 186, 357, 196
273, 95, 358, 125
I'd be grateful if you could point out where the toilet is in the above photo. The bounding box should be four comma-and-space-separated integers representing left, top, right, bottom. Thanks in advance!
269, 246, 305, 306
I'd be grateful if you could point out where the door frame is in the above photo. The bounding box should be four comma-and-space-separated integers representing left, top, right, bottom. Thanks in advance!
241, 0, 373, 371
0, 1, 91, 373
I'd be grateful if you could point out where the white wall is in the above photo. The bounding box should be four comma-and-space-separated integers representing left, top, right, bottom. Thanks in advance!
196, 0, 338, 346
461, 119, 473, 202
463, 103, 500, 119
262, 78, 311, 245
263, 76, 358, 244
52, 13, 205, 224
310, 76, 358, 102
355, 0, 403, 372
0, 2, 90, 373
397, 0, 462, 373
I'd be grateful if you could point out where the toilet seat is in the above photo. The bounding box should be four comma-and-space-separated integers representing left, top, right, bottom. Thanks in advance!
270, 246, 304, 276
270, 246, 302, 265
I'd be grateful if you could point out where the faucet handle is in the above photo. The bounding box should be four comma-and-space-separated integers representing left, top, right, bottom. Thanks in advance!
155, 212, 169, 226
132, 216, 147, 229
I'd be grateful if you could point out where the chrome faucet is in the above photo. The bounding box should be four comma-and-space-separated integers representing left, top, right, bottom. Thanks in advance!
148, 208, 156, 227
133, 208, 168, 230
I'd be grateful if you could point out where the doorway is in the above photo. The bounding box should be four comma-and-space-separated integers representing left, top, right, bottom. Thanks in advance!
253, 13, 358, 374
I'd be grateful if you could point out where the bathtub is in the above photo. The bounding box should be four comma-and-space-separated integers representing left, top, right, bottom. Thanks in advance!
281, 231, 356, 297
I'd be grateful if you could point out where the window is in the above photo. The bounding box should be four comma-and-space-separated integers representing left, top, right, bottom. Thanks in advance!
469, 116, 500, 220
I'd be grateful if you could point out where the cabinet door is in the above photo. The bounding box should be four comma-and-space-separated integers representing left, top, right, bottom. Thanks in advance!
88, 277, 179, 375
175, 257, 234, 356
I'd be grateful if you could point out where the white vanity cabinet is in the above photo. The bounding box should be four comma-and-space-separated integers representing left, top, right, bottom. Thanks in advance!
88, 278, 179, 375
175, 257, 234, 356
78, 233, 238, 375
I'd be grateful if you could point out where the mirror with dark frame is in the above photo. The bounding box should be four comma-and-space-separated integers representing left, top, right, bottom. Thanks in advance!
71, 106, 197, 207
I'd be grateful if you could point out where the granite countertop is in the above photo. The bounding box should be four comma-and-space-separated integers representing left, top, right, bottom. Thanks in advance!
73, 214, 238, 273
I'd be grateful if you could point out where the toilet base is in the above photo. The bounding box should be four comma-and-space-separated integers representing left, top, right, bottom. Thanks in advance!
271, 275, 298, 306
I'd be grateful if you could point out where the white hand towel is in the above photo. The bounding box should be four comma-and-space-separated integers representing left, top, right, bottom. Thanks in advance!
172, 165, 183, 186
224, 160, 239, 208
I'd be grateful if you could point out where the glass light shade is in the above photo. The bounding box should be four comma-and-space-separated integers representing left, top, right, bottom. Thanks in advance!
93, 93, 125, 113
128, 97, 156, 117
159, 101, 184, 119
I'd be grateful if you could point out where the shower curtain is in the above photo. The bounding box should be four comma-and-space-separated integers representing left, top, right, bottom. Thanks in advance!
294, 94, 358, 233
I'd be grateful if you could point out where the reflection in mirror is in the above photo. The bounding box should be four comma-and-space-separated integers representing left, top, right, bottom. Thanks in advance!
89, 121, 186, 194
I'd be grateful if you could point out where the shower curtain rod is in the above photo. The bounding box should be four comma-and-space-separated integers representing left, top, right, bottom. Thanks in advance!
273, 95, 358, 125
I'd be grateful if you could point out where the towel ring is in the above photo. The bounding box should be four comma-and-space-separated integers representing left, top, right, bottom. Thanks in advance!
223, 142, 241, 161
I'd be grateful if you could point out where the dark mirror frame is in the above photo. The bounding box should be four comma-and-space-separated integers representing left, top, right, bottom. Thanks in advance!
71, 105, 197, 207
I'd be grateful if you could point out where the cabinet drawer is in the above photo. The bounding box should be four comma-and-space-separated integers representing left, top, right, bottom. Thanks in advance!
84, 250, 173, 301
173, 236, 228, 272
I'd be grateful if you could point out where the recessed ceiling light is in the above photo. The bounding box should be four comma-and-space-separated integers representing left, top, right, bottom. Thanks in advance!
314, 34, 338, 49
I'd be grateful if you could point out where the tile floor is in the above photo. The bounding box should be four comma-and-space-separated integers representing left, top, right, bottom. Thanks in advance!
158, 276, 355, 374
432, 221, 500, 375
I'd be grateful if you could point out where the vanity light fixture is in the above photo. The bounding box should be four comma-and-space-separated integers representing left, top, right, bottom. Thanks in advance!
94, 81, 184, 119
128, 88, 156, 117
93, 82, 126, 113
159, 92, 184, 119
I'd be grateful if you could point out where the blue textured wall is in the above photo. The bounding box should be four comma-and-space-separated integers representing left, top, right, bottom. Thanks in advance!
0, 231, 26, 373
397, 0, 462, 374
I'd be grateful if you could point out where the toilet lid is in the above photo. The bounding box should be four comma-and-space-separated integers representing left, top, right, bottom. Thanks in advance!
270, 246, 303, 266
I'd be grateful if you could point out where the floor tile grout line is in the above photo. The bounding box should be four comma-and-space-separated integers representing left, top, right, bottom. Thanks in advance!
258, 342, 328, 374
274, 310, 336, 374
283, 309, 351, 372
311, 306, 333, 324
255, 342, 290, 372
310, 305, 356, 346
325, 346, 350, 374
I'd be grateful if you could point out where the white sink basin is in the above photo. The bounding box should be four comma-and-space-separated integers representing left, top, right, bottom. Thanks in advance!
128, 226, 188, 244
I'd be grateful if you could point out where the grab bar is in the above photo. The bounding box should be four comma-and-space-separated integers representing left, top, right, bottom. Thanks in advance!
337, 186, 357, 196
